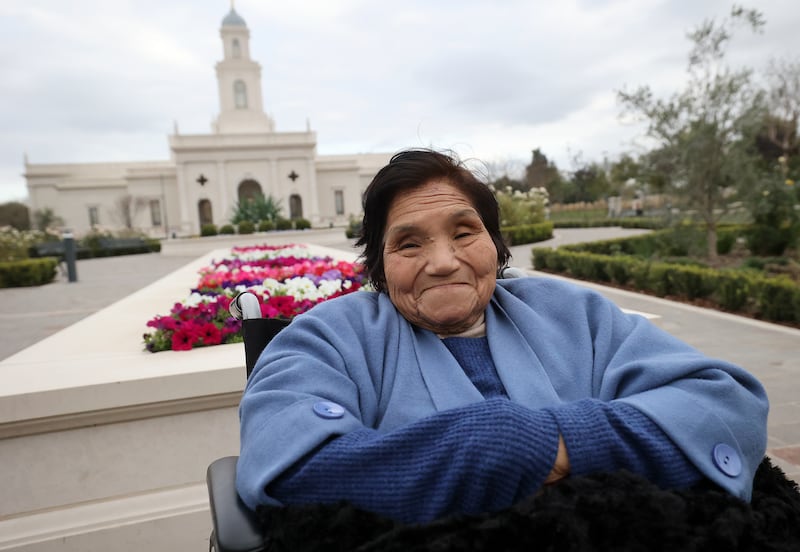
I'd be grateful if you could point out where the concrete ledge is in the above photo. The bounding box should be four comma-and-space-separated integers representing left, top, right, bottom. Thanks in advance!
0, 483, 208, 551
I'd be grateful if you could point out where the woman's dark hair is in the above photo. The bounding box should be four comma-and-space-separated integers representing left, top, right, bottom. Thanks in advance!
355, 148, 511, 292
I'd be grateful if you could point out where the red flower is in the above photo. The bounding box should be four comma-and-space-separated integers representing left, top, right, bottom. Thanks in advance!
171, 328, 198, 351
198, 322, 223, 346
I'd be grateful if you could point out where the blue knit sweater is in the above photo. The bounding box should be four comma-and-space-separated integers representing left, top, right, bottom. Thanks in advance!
268, 336, 702, 523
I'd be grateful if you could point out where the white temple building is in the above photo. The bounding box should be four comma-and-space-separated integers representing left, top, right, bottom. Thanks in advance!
23, 8, 390, 237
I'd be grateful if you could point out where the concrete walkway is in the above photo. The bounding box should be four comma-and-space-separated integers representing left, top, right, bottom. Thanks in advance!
0, 252, 198, 361
1, 227, 797, 481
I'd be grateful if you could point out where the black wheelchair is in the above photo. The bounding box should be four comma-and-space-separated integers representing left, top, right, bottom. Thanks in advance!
207, 290, 288, 552
207, 287, 800, 552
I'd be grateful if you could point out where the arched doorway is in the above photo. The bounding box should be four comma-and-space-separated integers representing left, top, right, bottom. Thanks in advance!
198, 199, 213, 227
238, 179, 263, 203
289, 194, 303, 219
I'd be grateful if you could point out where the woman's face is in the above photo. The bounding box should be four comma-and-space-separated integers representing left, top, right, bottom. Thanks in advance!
382, 180, 498, 335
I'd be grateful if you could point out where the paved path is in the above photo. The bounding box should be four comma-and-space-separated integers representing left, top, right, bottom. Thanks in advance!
1, 227, 797, 480
0, 253, 197, 361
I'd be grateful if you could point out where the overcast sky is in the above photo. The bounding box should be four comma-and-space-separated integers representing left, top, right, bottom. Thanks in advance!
1, 0, 798, 203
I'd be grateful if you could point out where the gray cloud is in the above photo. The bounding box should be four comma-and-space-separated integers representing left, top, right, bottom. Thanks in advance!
1, 0, 798, 202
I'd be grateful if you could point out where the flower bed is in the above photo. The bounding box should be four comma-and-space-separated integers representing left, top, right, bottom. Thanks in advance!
143, 244, 365, 352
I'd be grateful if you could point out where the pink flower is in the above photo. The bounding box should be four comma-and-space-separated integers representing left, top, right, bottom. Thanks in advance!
143, 244, 366, 353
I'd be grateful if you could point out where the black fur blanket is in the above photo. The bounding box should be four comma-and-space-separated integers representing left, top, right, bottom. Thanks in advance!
258, 457, 800, 551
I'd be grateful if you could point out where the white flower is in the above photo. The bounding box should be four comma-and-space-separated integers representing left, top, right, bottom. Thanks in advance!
318, 279, 343, 297
184, 292, 208, 307
234, 245, 314, 262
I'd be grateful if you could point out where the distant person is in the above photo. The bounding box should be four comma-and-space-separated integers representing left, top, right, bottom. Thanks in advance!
237, 148, 768, 523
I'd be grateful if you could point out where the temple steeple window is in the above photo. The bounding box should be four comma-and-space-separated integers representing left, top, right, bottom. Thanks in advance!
234, 80, 248, 109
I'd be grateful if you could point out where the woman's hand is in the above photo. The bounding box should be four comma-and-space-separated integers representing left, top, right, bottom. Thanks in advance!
544, 435, 570, 484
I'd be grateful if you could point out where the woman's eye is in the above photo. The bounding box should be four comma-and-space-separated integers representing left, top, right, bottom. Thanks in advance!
455, 232, 472, 239
398, 242, 419, 250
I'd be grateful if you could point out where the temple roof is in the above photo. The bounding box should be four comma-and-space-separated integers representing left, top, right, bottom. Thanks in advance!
222, 8, 247, 27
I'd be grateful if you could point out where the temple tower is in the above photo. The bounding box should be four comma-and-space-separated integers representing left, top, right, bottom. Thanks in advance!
213, 7, 275, 133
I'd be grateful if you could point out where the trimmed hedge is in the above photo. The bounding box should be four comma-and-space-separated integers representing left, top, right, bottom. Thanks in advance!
201, 224, 218, 236
294, 218, 312, 230
28, 237, 160, 260
552, 217, 666, 230
0, 258, 58, 287
275, 217, 293, 231
531, 246, 800, 324
502, 222, 554, 246
238, 221, 255, 235
91, 237, 160, 257
560, 225, 746, 258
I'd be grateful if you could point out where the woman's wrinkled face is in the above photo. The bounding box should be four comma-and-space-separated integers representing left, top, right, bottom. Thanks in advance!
382, 180, 498, 335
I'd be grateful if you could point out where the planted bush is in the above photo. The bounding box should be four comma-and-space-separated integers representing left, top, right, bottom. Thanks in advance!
201, 224, 218, 237
502, 222, 553, 246
275, 217, 293, 231
715, 272, 755, 312
0, 258, 58, 287
238, 220, 255, 234
219, 224, 235, 235
530, 246, 800, 324
345, 217, 362, 239
756, 277, 800, 322
258, 220, 274, 232
294, 218, 312, 230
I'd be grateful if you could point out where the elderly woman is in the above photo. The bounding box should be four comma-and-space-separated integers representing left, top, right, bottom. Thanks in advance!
236, 149, 768, 524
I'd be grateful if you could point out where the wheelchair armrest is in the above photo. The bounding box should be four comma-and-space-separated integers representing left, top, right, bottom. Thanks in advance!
207, 456, 268, 552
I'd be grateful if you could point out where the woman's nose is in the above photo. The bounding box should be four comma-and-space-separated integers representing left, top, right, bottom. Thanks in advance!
424, 241, 459, 274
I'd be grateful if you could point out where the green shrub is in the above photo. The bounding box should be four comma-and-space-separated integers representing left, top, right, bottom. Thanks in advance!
562, 225, 752, 260
495, 187, 547, 227
258, 220, 274, 232
502, 222, 553, 246
714, 272, 755, 312
531, 247, 550, 270
756, 277, 800, 322
231, 194, 283, 225
345, 216, 362, 239
746, 224, 799, 256
1, 227, 57, 261
552, 216, 665, 230
0, 258, 58, 287
201, 224, 218, 236
532, 247, 569, 272
238, 220, 255, 234
562, 231, 667, 257
607, 256, 639, 286
563, 252, 611, 282
294, 218, 312, 230
531, 246, 800, 324
219, 224, 235, 235
716, 229, 738, 255
665, 265, 716, 300
275, 217, 292, 231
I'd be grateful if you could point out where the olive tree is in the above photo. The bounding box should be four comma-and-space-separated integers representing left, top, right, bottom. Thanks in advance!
618, 6, 766, 260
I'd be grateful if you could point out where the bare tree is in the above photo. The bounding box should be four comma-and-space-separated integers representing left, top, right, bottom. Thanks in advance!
112, 195, 149, 230
761, 56, 800, 160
